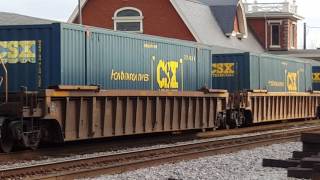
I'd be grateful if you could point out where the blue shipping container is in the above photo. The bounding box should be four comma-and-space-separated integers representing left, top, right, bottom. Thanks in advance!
0, 23, 212, 92
313, 66, 320, 90
212, 52, 313, 92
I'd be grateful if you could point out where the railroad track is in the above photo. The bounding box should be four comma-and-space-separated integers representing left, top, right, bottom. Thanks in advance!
0, 119, 319, 164
1, 124, 320, 180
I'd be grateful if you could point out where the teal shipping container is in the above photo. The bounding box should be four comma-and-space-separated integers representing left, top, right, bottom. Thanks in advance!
212, 52, 313, 92
0, 23, 212, 91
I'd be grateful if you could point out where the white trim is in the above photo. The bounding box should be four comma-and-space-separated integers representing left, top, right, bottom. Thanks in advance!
68, 0, 88, 23
268, 20, 283, 25
237, 1, 248, 39
113, 7, 143, 18
270, 24, 281, 48
113, 7, 144, 33
169, 0, 201, 42
246, 13, 304, 20
290, 23, 296, 49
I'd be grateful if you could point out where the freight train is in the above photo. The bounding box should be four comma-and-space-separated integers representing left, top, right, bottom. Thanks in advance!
0, 23, 319, 152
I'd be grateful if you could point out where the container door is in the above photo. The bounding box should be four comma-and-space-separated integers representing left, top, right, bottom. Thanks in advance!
0, 24, 60, 92
212, 53, 248, 93
313, 66, 320, 91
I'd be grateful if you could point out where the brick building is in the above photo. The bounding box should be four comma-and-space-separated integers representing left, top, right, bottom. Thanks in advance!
68, 0, 264, 53
244, 0, 303, 51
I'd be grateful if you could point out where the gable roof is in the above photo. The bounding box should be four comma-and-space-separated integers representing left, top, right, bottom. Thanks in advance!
0, 12, 56, 25
68, 0, 87, 23
170, 0, 263, 52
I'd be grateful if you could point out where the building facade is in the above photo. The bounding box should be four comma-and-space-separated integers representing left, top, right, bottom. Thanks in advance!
69, 0, 303, 52
70, 0, 195, 41
244, 0, 303, 51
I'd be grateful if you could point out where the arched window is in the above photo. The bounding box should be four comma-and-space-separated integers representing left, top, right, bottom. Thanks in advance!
113, 7, 144, 33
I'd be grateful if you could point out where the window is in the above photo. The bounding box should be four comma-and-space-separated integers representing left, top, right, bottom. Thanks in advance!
291, 23, 296, 48
271, 24, 280, 47
113, 7, 143, 33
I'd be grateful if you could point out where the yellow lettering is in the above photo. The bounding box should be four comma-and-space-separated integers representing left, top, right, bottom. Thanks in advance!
157, 60, 179, 89
19, 41, 36, 63
224, 63, 235, 74
212, 63, 235, 77
110, 69, 150, 82
287, 72, 298, 92
7, 41, 19, 63
0, 41, 7, 60
313, 73, 320, 82
0, 41, 36, 64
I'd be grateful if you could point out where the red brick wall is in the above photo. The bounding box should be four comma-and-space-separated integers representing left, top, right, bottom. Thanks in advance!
74, 0, 195, 41
248, 18, 298, 51
288, 20, 297, 49
247, 19, 266, 48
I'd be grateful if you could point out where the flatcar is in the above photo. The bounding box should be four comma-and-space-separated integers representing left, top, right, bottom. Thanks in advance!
0, 22, 320, 153
212, 52, 320, 128
0, 23, 227, 152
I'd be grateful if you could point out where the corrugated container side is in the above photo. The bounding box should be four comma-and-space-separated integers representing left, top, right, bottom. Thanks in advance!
0, 23, 212, 92
212, 53, 250, 92
86, 27, 211, 91
197, 48, 212, 89
60, 23, 86, 85
258, 54, 289, 92
212, 52, 313, 92
257, 53, 312, 92
0, 24, 61, 91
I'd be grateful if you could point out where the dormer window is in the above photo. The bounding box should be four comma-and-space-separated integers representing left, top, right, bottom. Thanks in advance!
113, 7, 144, 33
211, 0, 248, 39
235, 2, 248, 39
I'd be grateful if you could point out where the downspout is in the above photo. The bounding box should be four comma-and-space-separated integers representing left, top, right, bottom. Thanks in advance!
264, 13, 268, 50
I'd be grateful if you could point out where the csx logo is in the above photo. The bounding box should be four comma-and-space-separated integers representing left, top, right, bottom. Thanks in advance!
0, 41, 36, 64
313, 73, 320, 82
212, 63, 235, 77
287, 72, 298, 92
157, 60, 179, 89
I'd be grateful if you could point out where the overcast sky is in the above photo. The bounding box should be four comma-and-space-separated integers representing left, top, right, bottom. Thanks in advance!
0, 0, 320, 49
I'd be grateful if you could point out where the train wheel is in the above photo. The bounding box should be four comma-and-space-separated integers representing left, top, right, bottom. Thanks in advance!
0, 123, 14, 153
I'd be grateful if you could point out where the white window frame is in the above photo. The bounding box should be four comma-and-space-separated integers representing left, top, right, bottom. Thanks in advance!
113, 7, 144, 33
227, 1, 248, 39
268, 20, 282, 48
235, 1, 248, 39
290, 22, 297, 49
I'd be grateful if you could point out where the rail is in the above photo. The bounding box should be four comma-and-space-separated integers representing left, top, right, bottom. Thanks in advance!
1, 124, 320, 179
244, 2, 298, 14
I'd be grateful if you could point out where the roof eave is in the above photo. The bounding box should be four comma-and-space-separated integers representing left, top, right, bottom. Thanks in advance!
68, 0, 88, 23
169, 0, 201, 42
246, 12, 304, 20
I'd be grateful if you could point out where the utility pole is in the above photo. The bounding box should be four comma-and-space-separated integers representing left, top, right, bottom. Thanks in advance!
304, 23, 307, 50
78, 0, 82, 25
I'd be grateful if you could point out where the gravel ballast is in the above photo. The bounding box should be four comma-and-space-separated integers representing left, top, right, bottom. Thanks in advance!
88, 142, 302, 180
0, 129, 290, 170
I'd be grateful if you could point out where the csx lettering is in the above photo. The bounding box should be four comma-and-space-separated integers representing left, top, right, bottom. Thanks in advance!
313, 73, 320, 82
287, 72, 298, 92
0, 41, 36, 64
212, 63, 235, 77
157, 60, 179, 89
